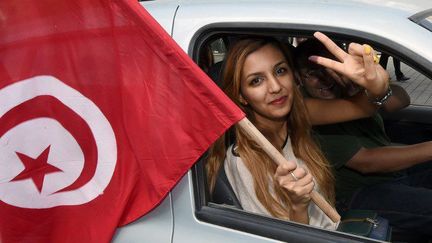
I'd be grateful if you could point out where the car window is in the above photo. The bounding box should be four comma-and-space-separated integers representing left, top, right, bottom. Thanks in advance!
420, 15, 432, 31
209, 38, 227, 63
387, 59, 432, 106
410, 10, 432, 32
191, 28, 432, 243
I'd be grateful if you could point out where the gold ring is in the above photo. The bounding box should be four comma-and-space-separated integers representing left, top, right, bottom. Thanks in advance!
373, 53, 379, 64
291, 172, 298, 181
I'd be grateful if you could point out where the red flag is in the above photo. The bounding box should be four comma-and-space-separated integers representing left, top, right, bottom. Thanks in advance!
0, 0, 244, 242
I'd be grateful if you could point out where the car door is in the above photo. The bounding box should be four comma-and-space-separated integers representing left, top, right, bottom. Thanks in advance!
170, 5, 432, 243
137, 1, 432, 242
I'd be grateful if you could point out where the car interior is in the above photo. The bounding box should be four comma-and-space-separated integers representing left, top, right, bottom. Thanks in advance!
191, 28, 432, 243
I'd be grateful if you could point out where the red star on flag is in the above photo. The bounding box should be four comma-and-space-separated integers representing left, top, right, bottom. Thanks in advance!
11, 146, 63, 193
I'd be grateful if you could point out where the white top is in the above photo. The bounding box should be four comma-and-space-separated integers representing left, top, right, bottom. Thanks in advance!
224, 137, 338, 230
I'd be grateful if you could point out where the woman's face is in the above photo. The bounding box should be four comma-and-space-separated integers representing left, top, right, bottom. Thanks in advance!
240, 44, 294, 124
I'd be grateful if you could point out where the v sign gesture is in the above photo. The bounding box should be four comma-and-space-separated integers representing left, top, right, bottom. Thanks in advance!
309, 32, 389, 99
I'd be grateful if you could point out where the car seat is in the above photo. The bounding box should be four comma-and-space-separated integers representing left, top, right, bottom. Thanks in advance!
207, 61, 224, 85
211, 162, 243, 209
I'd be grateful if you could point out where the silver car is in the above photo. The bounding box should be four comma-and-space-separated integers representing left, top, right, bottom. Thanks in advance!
114, 0, 432, 242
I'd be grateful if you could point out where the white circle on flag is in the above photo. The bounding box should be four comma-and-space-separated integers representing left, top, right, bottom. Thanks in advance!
0, 75, 117, 208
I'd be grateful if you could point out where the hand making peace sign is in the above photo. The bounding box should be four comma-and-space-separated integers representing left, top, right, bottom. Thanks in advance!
309, 32, 390, 98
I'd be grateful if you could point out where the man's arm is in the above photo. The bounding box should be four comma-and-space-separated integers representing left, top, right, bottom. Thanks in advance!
346, 141, 432, 173
305, 91, 376, 125
381, 84, 410, 113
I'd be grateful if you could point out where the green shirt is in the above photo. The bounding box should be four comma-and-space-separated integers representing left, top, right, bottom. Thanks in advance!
313, 113, 397, 201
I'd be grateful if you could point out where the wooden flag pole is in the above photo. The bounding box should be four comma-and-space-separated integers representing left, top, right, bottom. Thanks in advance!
238, 117, 341, 223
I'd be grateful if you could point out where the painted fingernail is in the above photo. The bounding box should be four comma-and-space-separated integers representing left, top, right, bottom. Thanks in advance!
373, 54, 379, 64
364, 44, 371, 55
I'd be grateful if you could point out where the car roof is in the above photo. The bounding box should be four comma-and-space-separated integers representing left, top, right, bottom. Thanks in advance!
144, 0, 432, 64
153, 0, 431, 16
145, 0, 432, 35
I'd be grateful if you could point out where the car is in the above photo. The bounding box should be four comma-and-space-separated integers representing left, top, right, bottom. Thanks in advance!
113, 0, 432, 242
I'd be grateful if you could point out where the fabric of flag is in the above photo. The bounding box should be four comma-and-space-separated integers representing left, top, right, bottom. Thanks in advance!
0, 0, 244, 242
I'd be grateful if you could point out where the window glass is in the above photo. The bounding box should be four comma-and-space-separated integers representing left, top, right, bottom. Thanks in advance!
210, 38, 227, 63
419, 15, 432, 32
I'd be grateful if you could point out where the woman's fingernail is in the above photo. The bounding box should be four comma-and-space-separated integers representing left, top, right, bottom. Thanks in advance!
364, 44, 371, 55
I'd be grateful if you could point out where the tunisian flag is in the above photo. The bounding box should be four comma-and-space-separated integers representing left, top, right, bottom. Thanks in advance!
0, 0, 243, 242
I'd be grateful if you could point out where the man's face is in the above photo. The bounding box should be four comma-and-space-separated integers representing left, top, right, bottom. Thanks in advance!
299, 68, 342, 99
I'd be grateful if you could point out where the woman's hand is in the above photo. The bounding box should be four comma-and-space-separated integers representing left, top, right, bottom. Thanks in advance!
274, 162, 314, 212
309, 31, 389, 98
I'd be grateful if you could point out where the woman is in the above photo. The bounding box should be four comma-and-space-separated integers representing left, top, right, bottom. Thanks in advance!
206, 32, 389, 229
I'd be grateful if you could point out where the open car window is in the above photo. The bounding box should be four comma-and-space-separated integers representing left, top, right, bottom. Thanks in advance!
190, 25, 432, 243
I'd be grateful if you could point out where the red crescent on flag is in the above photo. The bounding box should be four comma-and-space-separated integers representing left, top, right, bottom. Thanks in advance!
0, 95, 100, 193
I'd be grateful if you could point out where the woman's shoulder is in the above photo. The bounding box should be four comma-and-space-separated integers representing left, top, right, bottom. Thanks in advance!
224, 143, 255, 190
